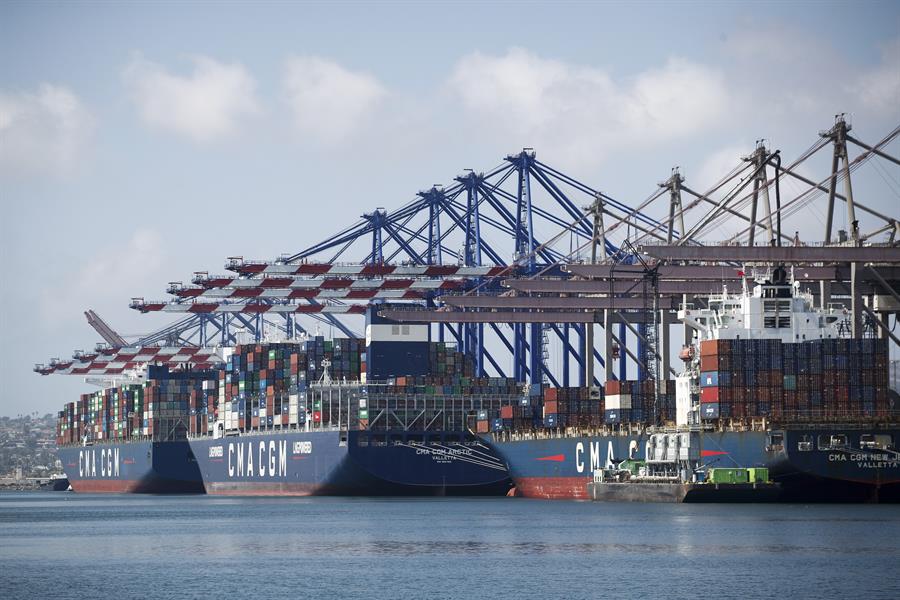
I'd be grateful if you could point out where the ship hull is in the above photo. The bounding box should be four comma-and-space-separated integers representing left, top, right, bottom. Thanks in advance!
487, 426, 900, 502
56, 440, 204, 494
189, 429, 512, 496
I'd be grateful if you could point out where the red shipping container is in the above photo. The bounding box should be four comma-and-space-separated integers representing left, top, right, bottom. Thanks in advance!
700, 387, 720, 403
544, 387, 558, 401
500, 405, 514, 419
605, 380, 621, 395
544, 400, 559, 414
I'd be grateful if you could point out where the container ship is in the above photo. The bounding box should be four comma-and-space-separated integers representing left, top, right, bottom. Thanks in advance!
55, 367, 216, 493
187, 319, 514, 496
482, 269, 900, 502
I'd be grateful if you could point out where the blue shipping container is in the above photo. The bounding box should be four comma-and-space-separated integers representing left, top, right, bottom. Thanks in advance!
701, 403, 720, 419
700, 371, 719, 387
604, 409, 622, 424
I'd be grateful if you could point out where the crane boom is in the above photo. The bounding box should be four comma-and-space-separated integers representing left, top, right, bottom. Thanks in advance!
84, 310, 127, 348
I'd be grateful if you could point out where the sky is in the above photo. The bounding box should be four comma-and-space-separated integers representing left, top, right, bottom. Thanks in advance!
1, 1, 898, 417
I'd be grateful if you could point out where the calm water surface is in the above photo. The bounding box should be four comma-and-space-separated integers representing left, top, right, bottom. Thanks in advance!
1, 492, 899, 599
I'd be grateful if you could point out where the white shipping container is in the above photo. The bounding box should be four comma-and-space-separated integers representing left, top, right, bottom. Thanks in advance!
605, 394, 632, 410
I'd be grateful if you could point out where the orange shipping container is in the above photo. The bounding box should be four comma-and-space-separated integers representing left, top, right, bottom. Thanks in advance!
700, 387, 720, 403
700, 355, 722, 372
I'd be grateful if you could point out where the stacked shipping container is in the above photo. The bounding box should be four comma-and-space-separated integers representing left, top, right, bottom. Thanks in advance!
542, 386, 605, 428
217, 337, 491, 434
369, 346, 517, 433
218, 337, 364, 433
699, 338, 892, 421
56, 370, 217, 446
604, 380, 676, 424
483, 386, 605, 433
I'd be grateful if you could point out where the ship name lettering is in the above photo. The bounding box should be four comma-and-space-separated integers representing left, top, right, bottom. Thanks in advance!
856, 460, 899, 469
575, 443, 584, 473
849, 453, 888, 462
227, 441, 287, 478
292, 441, 312, 455
96, 447, 119, 478
589, 442, 601, 471
606, 441, 617, 469
575, 442, 603, 473
259, 442, 266, 477
79, 449, 99, 478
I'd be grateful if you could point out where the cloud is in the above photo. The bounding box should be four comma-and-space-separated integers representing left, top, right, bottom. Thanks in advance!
721, 26, 900, 126
40, 228, 166, 327
855, 37, 900, 116
692, 143, 753, 192
282, 56, 387, 144
446, 48, 729, 166
0, 84, 94, 177
124, 55, 260, 142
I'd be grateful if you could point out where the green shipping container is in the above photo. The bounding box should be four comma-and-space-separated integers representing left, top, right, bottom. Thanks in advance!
708, 468, 750, 484
747, 468, 769, 483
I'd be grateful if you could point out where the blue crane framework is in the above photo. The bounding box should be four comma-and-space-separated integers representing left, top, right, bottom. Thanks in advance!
139, 148, 660, 387
36, 116, 900, 387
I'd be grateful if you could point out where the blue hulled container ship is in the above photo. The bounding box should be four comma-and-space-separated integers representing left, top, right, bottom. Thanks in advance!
483, 271, 900, 502
187, 319, 515, 496
54, 367, 215, 493
56, 440, 203, 494
189, 428, 509, 496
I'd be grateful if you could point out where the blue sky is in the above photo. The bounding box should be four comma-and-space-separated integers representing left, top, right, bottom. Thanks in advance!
2, 1, 898, 416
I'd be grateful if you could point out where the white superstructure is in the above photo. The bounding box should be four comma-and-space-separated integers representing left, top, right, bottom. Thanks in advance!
678, 267, 847, 345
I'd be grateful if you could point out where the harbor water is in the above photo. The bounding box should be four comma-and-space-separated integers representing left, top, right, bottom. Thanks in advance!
1, 492, 899, 599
